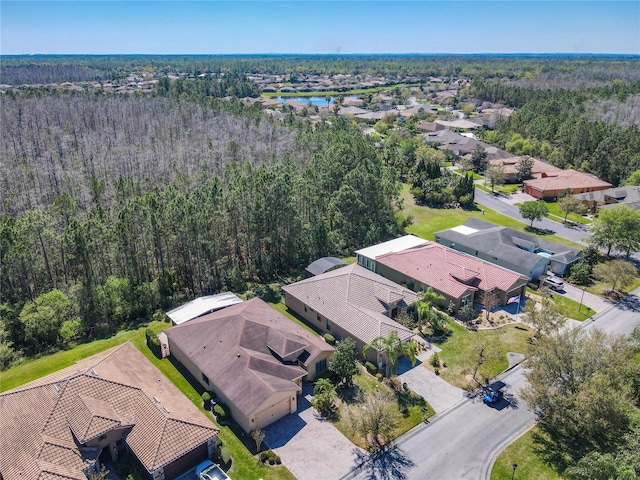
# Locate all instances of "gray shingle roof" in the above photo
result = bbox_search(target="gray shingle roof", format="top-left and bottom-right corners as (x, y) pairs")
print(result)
(282, 264), (417, 345)
(435, 219), (581, 270)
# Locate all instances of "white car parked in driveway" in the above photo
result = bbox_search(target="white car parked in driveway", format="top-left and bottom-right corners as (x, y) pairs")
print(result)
(542, 276), (564, 291)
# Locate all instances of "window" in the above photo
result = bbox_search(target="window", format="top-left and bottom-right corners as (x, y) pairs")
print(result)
(326, 319), (331, 331)
(315, 359), (327, 374)
(461, 294), (471, 306)
(317, 313), (321, 322)
(304, 306), (307, 312)
(202, 373), (209, 385)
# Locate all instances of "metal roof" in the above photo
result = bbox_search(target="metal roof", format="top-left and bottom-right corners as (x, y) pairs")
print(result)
(355, 235), (429, 261)
(166, 292), (243, 325)
(305, 257), (348, 276)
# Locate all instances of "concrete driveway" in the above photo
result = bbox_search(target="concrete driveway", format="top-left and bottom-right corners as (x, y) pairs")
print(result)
(398, 350), (466, 414)
(264, 382), (362, 480)
(557, 282), (611, 313)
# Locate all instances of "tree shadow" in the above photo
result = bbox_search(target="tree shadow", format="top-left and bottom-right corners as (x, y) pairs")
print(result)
(338, 383), (365, 405)
(351, 444), (416, 480)
(616, 293), (640, 312)
(525, 226), (555, 236)
(530, 430), (575, 474)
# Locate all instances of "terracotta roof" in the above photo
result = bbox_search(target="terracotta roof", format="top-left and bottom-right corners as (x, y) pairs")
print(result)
(524, 169), (611, 193)
(489, 156), (562, 178)
(282, 264), (417, 345)
(164, 298), (333, 419)
(0, 343), (218, 480)
(376, 243), (527, 299)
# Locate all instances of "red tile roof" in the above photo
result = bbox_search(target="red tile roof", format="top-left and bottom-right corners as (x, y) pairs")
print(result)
(0, 343), (218, 480)
(523, 169), (611, 193)
(376, 243), (527, 298)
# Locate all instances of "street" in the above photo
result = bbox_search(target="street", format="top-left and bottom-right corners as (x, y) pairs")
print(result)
(343, 288), (640, 480)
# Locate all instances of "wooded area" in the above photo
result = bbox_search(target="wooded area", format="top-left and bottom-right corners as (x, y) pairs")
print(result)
(0, 92), (403, 365)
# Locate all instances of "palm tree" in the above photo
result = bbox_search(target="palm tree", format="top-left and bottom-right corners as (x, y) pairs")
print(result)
(363, 330), (417, 377)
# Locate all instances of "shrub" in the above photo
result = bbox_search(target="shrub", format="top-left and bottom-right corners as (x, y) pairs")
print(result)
(365, 361), (377, 374)
(260, 450), (281, 465)
(434, 367), (440, 376)
(213, 402), (229, 423)
(459, 303), (477, 321)
(430, 352), (440, 368)
(323, 333), (336, 345)
(220, 446), (232, 466)
(145, 329), (161, 358)
(202, 392), (211, 409)
(376, 372), (383, 382)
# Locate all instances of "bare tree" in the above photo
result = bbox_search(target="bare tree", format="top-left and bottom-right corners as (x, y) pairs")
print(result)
(481, 289), (500, 321)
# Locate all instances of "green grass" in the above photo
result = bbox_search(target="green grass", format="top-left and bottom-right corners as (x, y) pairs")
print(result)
(400, 184), (582, 250)
(0, 321), (168, 392)
(1, 322), (296, 480)
(329, 366), (434, 449)
(585, 275), (640, 296)
(491, 429), (563, 480)
(435, 321), (533, 390)
(527, 289), (593, 321)
(544, 201), (591, 225)
(476, 182), (520, 195)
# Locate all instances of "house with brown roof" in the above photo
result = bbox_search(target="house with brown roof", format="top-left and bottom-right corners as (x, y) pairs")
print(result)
(489, 156), (563, 183)
(282, 264), (418, 367)
(163, 298), (333, 433)
(0, 343), (219, 480)
(523, 169), (612, 199)
(375, 243), (528, 311)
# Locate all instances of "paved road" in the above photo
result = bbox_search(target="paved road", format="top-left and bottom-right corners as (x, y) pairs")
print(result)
(343, 288), (640, 480)
(474, 188), (590, 245)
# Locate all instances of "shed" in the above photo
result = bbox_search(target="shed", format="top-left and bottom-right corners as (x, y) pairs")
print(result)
(305, 257), (348, 277)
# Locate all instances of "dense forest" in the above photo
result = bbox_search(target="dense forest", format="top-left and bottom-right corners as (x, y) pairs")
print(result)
(2, 54), (639, 84)
(473, 81), (640, 185)
(0, 92), (404, 366)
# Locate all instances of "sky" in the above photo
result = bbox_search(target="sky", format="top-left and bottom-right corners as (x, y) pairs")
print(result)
(1, 1), (639, 55)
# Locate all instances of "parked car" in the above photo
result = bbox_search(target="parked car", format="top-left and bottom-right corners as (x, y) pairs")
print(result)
(542, 276), (564, 291)
(195, 460), (230, 480)
(483, 381), (506, 405)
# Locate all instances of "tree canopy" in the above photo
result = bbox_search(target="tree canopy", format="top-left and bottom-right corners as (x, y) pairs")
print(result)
(519, 201), (549, 227)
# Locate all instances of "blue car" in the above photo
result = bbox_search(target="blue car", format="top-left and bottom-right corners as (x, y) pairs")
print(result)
(195, 460), (230, 480)
(483, 381), (506, 405)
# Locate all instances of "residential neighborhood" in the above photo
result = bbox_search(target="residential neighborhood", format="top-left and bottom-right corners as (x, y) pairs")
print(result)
(2, 53), (639, 480)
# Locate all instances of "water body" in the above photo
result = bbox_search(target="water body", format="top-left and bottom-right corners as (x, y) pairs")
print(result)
(276, 95), (357, 106)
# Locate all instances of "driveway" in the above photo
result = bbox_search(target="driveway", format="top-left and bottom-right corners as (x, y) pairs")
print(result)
(557, 282), (611, 313)
(398, 350), (466, 414)
(264, 382), (362, 480)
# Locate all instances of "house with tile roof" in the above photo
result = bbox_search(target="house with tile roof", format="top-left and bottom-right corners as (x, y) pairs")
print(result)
(434, 219), (581, 279)
(488, 156), (563, 183)
(523, 169), (612, 199)
(282, 263), (418, 367)
(163, 298), (334, 433)
(0, 342), (219, 480)
(375, 243), (528, 311)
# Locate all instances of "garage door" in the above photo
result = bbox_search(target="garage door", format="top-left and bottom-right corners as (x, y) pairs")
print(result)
(253, 396), (292, 430)
(163, 443), (208, 480)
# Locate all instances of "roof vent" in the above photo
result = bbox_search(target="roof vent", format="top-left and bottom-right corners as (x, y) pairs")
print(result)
(90, 369), (99, 376)
(153, 396), (160, 403)
(237, 353), (241, 358)
(162, 406), (170, 413)
(54, 384), (61, 392)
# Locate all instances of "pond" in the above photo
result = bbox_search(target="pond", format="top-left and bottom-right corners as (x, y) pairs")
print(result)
(275, 95), (357, 106)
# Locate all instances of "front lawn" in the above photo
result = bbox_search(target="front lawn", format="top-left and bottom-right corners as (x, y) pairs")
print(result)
(329, 366), (434, 449)
(526, 289), (593, 321)
(434, 321), (533, 390)
(544, 200), (591, 225)
(585, 275), (640, 297)
(491, 429), (562, 480)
